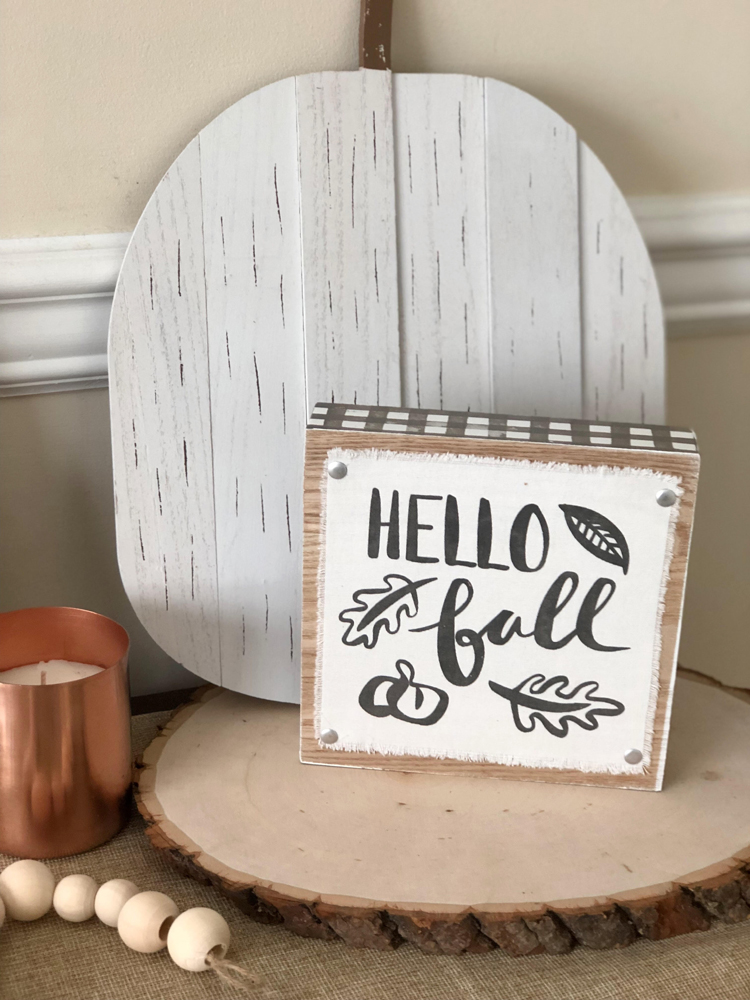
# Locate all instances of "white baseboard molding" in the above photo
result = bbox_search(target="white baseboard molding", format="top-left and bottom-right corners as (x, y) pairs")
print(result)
(1, 195), (748, 397)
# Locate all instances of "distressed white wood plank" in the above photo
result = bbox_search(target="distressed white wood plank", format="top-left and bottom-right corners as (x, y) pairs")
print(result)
(109, 71), (666, 704)
(109, 139), (221, 681)
(393, 74), (491, 411)
(485, 80), (583, 419)
(579, 143), (665, 424)
(296, 69), (401, 412)
(200, 79), (304, 702)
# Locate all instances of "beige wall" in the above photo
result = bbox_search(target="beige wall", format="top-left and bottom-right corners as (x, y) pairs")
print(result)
(1, 0), (749, 237)
(0, 390), (200, 694)
(668, 330), (750, 688)
(1, 0), (748, 693)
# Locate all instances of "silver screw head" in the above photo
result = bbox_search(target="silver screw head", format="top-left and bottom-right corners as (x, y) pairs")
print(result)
(320, 729), (339, 745)
(624, 748), (643, 765)
(327, 461), (348, 480)
(656, 489), (677, 507)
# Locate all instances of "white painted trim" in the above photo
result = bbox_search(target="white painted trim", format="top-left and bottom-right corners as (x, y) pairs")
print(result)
(0, 233), (131, 298)
(1, 197), (748, 396)
(0, 233), (130, 396)
(630, 194), (750, 340)
(628, 194), (750, 253)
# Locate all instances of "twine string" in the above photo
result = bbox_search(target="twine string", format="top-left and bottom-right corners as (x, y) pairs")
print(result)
(206, 950), (263, 993)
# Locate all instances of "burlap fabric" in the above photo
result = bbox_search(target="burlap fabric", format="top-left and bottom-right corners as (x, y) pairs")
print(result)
(1, 712), (749, 1000)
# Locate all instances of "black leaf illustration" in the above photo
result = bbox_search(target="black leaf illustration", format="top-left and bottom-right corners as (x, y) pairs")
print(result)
(359, 660), (449, 726)
(559, 504), (630, 574)
(489, 673), (625, 738)
(339, 574), (436, 649)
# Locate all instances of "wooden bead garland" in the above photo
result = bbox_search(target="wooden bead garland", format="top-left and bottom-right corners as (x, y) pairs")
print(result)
(167, 908), (260, 990)
(0, 860), (259, 990)
(94, 879), (139, 927)
(117, 891), (179, 953)
(0, 860), (55, 921)
(53, 874), (98, 922)
(167, 907), (230, 970)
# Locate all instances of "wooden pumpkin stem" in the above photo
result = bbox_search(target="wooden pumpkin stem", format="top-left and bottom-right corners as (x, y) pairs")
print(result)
(359, 0), (393, 70)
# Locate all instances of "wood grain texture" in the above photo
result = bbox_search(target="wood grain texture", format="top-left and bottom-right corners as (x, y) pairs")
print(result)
(296, 69), (401, 413)
(485, 80), (583, 418)
(579, 143), (665, 424)
(300, 428), (699, 789)
(393, 74), (491, 411)
(200, 79), (304, 701)
(110, 70), (667, 701)
(135, 671), (750, 954)
(109, 139), (221, 682)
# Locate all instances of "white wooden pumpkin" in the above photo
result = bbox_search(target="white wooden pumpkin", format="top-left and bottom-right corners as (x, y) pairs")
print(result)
(109, 1), (664, 703)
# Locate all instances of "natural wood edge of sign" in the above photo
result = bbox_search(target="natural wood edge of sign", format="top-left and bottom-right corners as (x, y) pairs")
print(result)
(134, 670), (750, 956)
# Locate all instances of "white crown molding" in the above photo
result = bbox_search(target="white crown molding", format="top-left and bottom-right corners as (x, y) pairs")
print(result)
(1, 196), (748, 397)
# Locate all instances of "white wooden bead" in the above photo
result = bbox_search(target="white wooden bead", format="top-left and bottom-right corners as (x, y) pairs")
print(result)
(53, 874), (98, 922)
(167, 907), (230, 972)
(94, 879), (139, 927)
(117, 891), (179, 953)
(0, 859), (55, 921)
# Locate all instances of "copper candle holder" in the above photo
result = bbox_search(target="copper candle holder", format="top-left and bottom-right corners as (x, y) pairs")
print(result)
(0, 607), (131, 858)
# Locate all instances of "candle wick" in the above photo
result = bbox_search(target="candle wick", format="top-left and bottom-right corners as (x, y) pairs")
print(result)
(40, 670), (47, 685)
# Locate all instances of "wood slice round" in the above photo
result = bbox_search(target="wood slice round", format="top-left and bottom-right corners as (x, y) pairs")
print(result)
(135, 669), (750, 955)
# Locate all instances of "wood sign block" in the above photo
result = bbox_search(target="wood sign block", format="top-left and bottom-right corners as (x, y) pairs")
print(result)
(301, 403), (699, 790)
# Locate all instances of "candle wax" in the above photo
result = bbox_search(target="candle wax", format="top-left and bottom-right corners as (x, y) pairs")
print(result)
(0, 660), (105, 685)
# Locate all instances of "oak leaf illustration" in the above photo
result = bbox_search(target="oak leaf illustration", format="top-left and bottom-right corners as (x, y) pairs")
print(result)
(559, 504), (630, 574)
(339, 574), (436, 649)
(489, 673), (625, 737)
